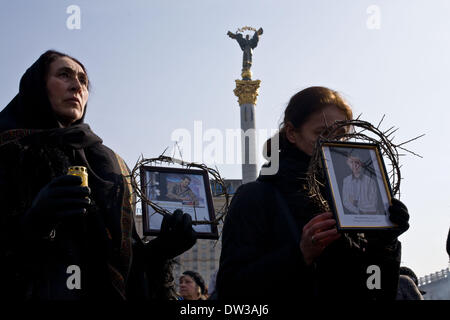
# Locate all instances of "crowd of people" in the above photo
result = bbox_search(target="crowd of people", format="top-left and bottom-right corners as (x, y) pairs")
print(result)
(0, 50), (448, 300)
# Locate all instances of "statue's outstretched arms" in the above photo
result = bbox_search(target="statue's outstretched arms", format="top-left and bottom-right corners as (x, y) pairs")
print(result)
(227, 31), (236, 39)
(249, 31), (260, 48)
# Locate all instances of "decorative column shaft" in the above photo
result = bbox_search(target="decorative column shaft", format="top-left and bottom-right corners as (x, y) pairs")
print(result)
(234, 79), (261, 184)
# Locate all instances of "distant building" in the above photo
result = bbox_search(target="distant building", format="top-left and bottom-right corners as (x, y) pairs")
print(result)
(134, 179), (243, 295)
(210, 179), (242, 197)
(419, 266), (450, 300)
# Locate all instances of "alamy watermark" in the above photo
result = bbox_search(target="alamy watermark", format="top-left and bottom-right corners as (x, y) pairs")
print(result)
(66, 5), (81, 30)
(170, 121), (279, 175)
(66, 265), (81, 290)
(366, 265), (381, 289)
(366, 5), (381, 30)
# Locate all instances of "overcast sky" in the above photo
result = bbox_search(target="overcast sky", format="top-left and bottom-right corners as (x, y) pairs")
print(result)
(1, 0), (449, 277)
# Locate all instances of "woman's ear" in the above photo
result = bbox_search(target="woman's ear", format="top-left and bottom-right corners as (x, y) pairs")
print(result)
(285, 122), (298, 144)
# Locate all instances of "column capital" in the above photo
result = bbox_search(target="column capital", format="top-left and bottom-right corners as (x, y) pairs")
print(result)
(234, 79), (261, 105)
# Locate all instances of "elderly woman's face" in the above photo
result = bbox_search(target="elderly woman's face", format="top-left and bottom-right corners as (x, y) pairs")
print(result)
(46, 57), (89, 127)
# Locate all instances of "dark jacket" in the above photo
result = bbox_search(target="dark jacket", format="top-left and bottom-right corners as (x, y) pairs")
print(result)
(216, 147), (401, 300)
(0, 51), (177, 300)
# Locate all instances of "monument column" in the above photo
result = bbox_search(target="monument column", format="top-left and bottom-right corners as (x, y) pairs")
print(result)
(228, 26), (263, 184)
(234, 71), (260, 184)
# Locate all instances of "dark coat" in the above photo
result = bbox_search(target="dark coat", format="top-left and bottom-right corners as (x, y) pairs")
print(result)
(0, 51), (177, 300)
(216, 147), (401, 300)
(0, 130), (178, 300)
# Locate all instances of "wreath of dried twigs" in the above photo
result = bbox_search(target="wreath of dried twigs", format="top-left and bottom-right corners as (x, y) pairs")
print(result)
(129, 154), (231, 226)
(307, 115), (424, 212)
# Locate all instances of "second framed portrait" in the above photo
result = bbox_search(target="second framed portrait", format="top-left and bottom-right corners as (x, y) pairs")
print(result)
(140, 166), (218, 239)
(321, 142), (396, 231)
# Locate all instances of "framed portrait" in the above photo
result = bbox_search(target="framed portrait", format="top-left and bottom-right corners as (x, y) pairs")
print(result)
(140, 166), (218, 239)
(321, 141), (396, 231)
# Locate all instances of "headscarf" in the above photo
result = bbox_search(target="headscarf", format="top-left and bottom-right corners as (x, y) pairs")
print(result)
(0, 50), (86, 132)
(0, 50), (133, 299)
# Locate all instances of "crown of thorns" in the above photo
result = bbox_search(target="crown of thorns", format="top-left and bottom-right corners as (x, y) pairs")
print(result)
(129, 154), (230, 226)
(307, 116), (423, 211)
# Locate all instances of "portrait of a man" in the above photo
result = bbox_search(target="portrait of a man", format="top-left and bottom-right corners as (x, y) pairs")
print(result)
(322, 141), (394, 229)
(342, 154), (379, 215)
(166, 175), (199, 205)
(141, 167), (218, 238)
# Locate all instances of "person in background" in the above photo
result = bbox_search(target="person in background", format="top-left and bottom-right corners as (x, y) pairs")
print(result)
(179, 270), (208, 300)
(396, 266), (424, 300)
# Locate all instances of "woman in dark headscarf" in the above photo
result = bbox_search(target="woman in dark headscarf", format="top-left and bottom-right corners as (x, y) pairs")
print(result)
(0, 50), (197, 300)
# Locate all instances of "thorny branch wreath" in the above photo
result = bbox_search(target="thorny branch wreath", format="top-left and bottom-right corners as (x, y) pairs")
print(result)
(128, 116), (423, 227)
(129, 154), (231, 226)
(307, 116), (424, 212)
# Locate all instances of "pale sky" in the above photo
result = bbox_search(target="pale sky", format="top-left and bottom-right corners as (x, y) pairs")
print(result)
(0, 0), (449, 277)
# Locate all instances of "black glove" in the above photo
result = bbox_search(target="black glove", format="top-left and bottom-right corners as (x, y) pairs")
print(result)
(21, 175), (91, 237)
(388, 198), (410, 234)
(366, 198), (410, 246)
(147, 210), (197, 260)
